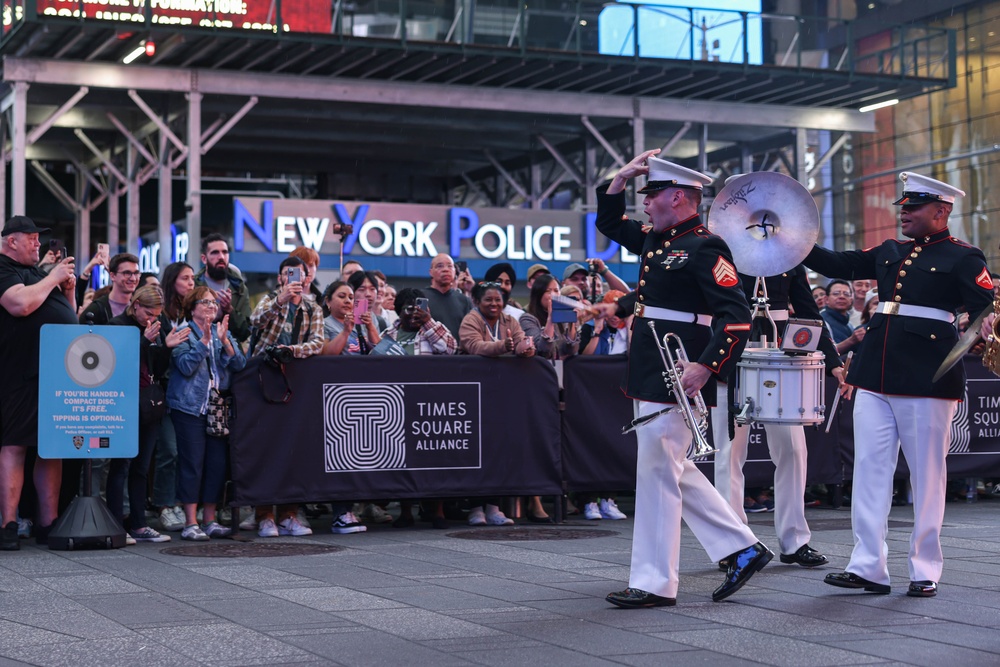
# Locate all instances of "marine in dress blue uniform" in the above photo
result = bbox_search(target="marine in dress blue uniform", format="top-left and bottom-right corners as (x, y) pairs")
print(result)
(712, 263), (844, 568)
(805, 171), (994, 598)
(597, 151), (773, 608)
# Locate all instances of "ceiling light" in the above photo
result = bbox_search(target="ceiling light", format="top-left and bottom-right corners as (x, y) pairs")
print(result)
(122, 45), (145, 64)
(859, 98), (899, 113)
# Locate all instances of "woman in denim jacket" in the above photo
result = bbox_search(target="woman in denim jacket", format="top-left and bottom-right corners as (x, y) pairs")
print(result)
(167, 286), (246, 541)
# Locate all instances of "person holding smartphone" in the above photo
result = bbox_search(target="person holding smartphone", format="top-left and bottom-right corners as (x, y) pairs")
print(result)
(519, 274), (579, 360)
(381, 288), (458, 356)
(247, 256), (325, 538)
(322, 281), (380, 356)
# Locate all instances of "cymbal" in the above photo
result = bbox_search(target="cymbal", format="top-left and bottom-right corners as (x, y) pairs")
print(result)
(708, 172), (819, 276)
(932, 305), (991, 382)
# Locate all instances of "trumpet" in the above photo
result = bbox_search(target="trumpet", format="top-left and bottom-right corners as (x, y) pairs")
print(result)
(622, 322), (716, 461)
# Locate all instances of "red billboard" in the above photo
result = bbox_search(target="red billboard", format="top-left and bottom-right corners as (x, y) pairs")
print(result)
(36, 0), (331, 34)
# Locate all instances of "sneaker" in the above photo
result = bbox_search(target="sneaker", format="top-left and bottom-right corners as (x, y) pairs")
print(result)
(181, 524), (209, 541)
(599, 498), (628, 520)
(239, 507), (258, 531)
(279, 516), (313, 536)
(331, 512), (367, 534)
(467, 507), (487, 526)
(129, 526), (171, 543)
(217, 507), (232, 524)
(125, 534), (137, 546)
(16, 517), (33, 538)
(257, 518), (279, 538)
(744, 497), (768, 513)
(583, 502), (603, 520)
(295, 508), (312, 529)
(203, 521), (232, 538)
(360, 503), (393, 524)
(758, 497), (775, 512)
(1, 522), (19, 551)
(159, 507), (184, 532)
(484, 504), (514, 526)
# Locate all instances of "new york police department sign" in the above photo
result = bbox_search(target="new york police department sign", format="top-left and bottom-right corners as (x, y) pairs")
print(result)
(323, 382), (482, 472)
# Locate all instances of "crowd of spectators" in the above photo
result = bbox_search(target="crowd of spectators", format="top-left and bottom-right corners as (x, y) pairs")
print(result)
(7, 215), (997, 551)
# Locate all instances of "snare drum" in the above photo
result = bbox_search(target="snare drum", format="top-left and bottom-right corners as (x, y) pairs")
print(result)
(735, 346), (826, 425)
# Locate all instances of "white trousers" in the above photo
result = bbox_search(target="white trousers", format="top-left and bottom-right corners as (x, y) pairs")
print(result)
(712, 383), (812, 555)
(629, 400), (758, 598)
(848, 390), (955, 585)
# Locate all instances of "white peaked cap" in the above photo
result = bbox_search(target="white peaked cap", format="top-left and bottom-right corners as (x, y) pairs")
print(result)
(894, 171), (965, 205)
(638, 156), (715, 193)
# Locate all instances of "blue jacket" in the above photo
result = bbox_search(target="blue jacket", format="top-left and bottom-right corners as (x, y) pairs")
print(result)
(166, 320), (246, 417)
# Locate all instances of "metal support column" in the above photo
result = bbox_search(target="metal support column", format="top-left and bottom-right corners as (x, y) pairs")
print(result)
(107, 187), (120, 252)
(158, 132), (172, 274)
(187, 91), (203, 265)
(11, 81), (29, 216)
(584, 138), (596, 208)
(632, 114), (644, 211)
(126, 143), (140, 255)
(0, 115), (7, 226)
(794, 127), (808, 184)
(76, 170), (91, 267)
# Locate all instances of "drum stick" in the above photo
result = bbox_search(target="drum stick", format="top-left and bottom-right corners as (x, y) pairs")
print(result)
(824, 351), (853, 434)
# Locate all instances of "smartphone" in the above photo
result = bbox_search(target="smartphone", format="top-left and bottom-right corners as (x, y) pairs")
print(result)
(353, 297), (369, 320)
(455, 261), (468, 274)
(551, 300), (578, 324)
(287, 266), (302, 284)
(96, 243), (109, 267)
(415, 297), (429, 313)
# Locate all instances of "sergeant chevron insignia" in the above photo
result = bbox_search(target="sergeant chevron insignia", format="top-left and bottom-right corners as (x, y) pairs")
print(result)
(712, 257), (739, 287)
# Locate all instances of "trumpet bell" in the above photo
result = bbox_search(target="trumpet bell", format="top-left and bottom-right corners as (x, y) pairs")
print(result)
(708, 172), (819, 276)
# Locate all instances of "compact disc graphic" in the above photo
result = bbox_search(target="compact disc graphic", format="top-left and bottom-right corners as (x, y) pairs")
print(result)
(65, 334), (116, 387)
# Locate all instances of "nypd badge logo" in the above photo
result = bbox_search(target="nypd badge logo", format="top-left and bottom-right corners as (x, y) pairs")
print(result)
(72, 435), (84, 450)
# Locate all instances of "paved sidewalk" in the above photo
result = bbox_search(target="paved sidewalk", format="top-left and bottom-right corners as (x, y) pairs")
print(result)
(2, 501), (1000, 666)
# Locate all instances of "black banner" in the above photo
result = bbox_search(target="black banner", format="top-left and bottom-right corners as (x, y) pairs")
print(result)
(230, 356), (562, 504)
(229, 354), (1000, 505)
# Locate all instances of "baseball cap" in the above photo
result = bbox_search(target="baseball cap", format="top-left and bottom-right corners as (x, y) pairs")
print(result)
(563, 263), (588, 281)
(527, 263), (550, 281)
(2, 215), (50, 237)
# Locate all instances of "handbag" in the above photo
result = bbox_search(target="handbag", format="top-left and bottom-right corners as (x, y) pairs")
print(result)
(205, 361), (232, 437)
(138, 382), (167, 423)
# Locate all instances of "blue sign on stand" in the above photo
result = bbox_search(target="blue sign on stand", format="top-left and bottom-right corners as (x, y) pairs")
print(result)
(38, 324), (139, 460)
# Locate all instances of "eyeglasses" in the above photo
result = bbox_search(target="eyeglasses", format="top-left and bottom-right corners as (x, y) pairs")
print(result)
(115, 270), (141, 278)
(194, 299), (219, 308)
(478, 281), (501, 289)
(828, 291), (852, 297)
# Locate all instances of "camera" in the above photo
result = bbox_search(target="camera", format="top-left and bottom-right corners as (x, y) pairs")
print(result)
(263, 344), (294, 367)
(588, 261), (599, 276)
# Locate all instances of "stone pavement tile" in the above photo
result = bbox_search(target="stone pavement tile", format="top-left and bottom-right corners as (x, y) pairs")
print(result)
(422, 635), (546, 652)
(434, 575), (588, 603)
(73, 592), (216, 628)
(335, 552), (478, 577)
(0, 551), (94, 576)
(879, 620), (1000, 652)
(0, 619), (76, 650)
(32, 574), (147, 596)
(438, 606), (563, 626)
(648, 627), (879, 666)
(278, 562), (427, 589)
(1, 636), (200, 667)
(820, 634), (1000, 666)
(135, 622), (313, 663)
(266, 586), (408, 612)
(491, 617), (695, 655)
(755, 593), (930, 628)
(0, 571), (50, 593)
(184, 563), (324, 588)
(522, 598), (720, 632)
(282, 628), (477, 666)
(0, 592), (89, 617)
(611, 650), (770, 666)
(7, 609), (134, 640)
(85, 557), (269, 597)
(880, 597), (1000, 627)
(334, 608), (502, 640)
(0, 656), (36, 666)
(428, 556), (604, 585)
(189, 593), (343, 628)
(570, 565), (632, 582)
(667, 600), (885, 638)
(450, 645), (623, 666)
(361, 584), (524, 611)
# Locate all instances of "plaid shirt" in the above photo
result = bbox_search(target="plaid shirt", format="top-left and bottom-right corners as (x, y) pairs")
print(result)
(384, 318), (458, 355)
(250, 292), (325, 359)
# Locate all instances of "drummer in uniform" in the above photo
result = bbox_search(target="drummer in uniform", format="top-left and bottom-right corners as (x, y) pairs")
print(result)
(596, 149), (773, 608)
(712, 174), (847, 571)
(805, 171), (994, 597)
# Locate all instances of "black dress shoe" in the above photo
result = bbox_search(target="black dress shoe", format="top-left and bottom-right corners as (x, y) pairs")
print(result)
(823, 571), (890, 594)
(528, 514), (555, 524)
(779, 544), (829, 568)
(712, 542), (773, 602)
(606, 587), (676, 608)
(907, 580), (937, 597)
(0, 522), (19, 551)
